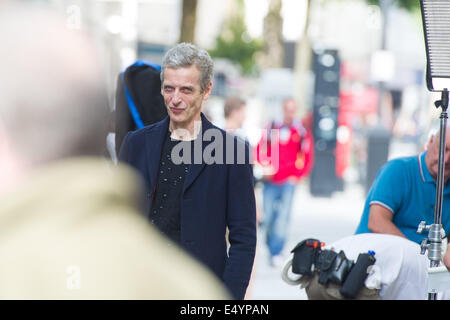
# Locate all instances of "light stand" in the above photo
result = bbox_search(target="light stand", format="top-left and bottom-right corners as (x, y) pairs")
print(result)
(416, 0), (450, 301)
(417, 88), (448, 300)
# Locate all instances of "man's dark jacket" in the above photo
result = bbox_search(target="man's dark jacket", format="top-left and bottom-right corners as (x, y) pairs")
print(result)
(118, 113), (257, 299)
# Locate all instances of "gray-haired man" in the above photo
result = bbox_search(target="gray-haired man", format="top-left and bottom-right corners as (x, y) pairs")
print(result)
(119, 43), (257, 299)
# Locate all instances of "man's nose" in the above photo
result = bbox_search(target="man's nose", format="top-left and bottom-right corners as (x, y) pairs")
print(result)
(171, 90), (182, 104)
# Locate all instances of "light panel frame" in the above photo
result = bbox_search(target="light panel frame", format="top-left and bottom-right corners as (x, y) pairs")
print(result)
(421, 0), (450, 92)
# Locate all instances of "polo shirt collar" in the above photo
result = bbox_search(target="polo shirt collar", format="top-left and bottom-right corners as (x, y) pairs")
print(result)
(419, 151), (434, 183)
(419, 151), (450, 195)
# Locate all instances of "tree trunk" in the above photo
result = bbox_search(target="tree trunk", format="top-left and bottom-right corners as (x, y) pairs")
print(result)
(294, 0), (313, 112)
(179, 0), (198, 44)
(261, 0), (284, 69)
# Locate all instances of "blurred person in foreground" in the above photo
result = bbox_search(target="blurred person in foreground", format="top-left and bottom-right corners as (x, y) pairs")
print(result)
(0, 2), (228, 299)
(355, 124), (450, 251)
(119, 43), (257, 299)
(256, 98), (314, 267)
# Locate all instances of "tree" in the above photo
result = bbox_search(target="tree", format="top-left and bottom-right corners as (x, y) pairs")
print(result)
(179, 0), (198, 44)
(367, 0), (419, 12)
(209, 0), (262, 75)
(261, 0), (284, 69)
(293, 0), (312, 112)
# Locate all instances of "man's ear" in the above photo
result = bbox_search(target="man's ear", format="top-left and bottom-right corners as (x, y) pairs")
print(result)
(426, 134), (435, 150)
(202, 82), (212, 101)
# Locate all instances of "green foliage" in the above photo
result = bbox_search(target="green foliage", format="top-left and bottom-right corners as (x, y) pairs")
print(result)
(366, 0), (420, 12)
(209, 6), (263, 75)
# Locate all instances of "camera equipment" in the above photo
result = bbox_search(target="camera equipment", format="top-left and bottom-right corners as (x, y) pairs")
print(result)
(339, 251), (376, 299)
(287, 238), (373, 298)
(315, 250), (354, 286)
(291, 238), (323, 276)
(417, 0), (450, 300)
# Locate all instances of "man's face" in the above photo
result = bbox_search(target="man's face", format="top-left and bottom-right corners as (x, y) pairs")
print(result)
(283, 99), (296, 125)
(161, 65), (211, 130)
(234, 106), (247, 128)
(427, 129), (450, 182)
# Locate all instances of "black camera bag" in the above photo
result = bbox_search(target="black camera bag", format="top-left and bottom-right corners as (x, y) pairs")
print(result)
(290, 238), (322, 276)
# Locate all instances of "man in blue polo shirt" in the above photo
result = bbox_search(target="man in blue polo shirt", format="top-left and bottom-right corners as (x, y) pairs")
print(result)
(355, 126), (450, 244)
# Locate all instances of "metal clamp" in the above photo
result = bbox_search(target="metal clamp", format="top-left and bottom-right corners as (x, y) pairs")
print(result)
(417, 221), (444, 267)
(417, 221), (431, 234)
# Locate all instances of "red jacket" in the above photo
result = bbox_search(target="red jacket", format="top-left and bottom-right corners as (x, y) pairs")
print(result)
(256, 120), (314, 184)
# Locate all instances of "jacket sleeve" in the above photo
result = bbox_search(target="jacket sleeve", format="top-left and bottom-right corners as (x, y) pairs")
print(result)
(118, 131), (133, 164)
(223, 138), (257, 299)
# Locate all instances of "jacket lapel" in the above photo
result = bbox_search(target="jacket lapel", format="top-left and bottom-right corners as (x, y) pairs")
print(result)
(146, 116), (170, 191)
(183, 113), (212, 193)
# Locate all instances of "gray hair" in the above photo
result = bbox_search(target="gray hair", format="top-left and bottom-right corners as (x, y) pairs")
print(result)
(161, 42), (214, 92)
(0, 3), (109, 165)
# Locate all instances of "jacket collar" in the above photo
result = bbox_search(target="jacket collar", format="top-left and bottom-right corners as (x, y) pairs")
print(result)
(183, 113), (214, 192)
(145, 116), (169, 193)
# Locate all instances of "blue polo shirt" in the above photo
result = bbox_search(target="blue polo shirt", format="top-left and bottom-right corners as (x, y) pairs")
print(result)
(355, 152), (450, 244)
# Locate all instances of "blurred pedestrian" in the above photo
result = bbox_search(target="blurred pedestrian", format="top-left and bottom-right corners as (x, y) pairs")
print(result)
(256, 98), (314, 267)
(224, 96), (247, 137)
(0, 3), (229, 299)
(223, 96), (252, 228)
(223, 96), (262, 222)
(222, 96), (262, 299)
(119, 43), (257, 299)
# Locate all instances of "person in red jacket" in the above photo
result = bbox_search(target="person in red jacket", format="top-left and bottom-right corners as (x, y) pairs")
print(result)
(256, 98), (314, 266)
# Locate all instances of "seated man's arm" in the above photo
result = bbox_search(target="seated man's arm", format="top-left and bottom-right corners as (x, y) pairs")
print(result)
(368, 203), (406, 238)
(444, 237), (450, 271)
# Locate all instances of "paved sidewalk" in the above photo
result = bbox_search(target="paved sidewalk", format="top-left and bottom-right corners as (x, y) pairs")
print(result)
(248, 180), (366, 300)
